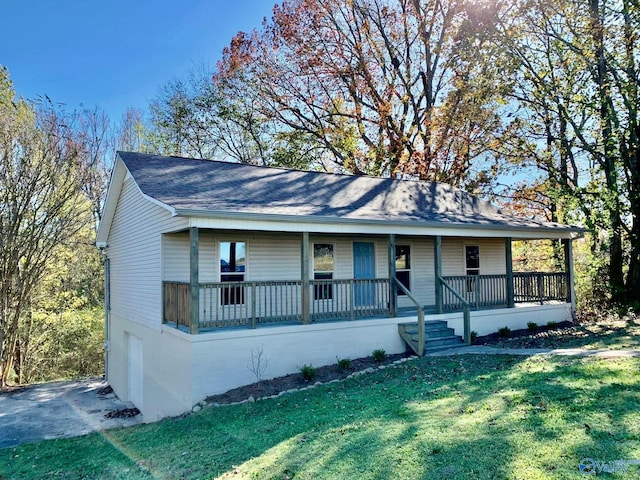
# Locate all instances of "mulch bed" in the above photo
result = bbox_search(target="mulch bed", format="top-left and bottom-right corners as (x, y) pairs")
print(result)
(475, 321), (578, 348)
(206, 352), (412, 405)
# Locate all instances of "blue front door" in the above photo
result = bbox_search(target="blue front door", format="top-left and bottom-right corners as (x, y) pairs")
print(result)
(353, 242), (375, 307)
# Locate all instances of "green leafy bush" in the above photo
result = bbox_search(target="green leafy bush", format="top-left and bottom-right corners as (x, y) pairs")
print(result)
(470, 331), (478, 343)
(527, 322), (539, 332)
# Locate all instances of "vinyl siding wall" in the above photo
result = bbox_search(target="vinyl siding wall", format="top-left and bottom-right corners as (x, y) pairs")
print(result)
(108, 175), (187, 329)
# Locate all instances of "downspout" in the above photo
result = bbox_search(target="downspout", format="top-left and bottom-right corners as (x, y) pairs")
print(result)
(101, 249), (111, 382)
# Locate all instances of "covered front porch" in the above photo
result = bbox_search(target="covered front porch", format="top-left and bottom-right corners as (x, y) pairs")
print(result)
(162, 229), (575, 354)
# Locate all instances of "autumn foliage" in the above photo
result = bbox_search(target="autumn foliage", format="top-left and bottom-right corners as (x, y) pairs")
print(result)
(215, 0), (505, 187)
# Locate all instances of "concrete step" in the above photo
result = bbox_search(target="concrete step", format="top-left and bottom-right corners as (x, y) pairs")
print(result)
(398, 321), (466, 355)
(425, 342), (468, 353)
(425, 335), (466, 348)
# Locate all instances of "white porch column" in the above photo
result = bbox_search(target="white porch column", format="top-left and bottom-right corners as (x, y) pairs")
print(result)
(189, 227), (199, 335)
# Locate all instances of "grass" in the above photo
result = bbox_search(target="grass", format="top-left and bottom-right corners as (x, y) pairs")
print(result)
(1, 354), (639, 479)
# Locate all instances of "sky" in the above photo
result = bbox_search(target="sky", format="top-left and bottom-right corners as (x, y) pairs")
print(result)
(0, 0), (276, 122)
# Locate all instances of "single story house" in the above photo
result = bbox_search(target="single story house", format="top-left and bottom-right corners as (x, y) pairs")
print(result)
(96, 151), (584, 421)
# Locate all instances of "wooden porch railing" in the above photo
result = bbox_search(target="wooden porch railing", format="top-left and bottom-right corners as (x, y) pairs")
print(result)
(310, 278), (390, 320)
(442, 272), (568, 311)
(513, 272), (568, 304)
(162, 278), (391, 331)
(163, 281), (191, 329)
(163, 272), (568, 333)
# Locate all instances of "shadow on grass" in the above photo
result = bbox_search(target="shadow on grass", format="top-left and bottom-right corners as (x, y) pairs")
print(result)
(1, 355), (638, 479)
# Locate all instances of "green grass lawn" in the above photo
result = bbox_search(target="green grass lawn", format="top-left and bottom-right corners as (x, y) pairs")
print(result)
(1, 354), (639, 479)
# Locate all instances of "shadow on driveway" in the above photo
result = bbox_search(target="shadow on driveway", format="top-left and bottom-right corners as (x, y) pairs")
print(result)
(0, 378), (143, 449)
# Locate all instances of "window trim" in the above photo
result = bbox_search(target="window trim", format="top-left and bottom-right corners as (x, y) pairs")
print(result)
(395, 244), (411, 296)
(464, 244), (480, 276)
(313, 242), (335, 300)
(464, 244), (480, 294)
(219, 240), (247, 305)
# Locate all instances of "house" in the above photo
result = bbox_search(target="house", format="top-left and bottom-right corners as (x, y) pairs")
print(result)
(96, 152), (584, 421)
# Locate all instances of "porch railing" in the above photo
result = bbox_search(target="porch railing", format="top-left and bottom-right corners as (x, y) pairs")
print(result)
(310, 278), (390, 320)
(513, 272), (568, 304)
(163, 278), (391, 331)
(442, 272), (568, 311)
(163, 272), (568, 332)
(199, 280), (303, 329)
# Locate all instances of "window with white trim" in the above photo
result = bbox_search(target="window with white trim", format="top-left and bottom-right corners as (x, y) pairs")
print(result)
(313, 243), (334, 300)
(220, 241), (246, 305)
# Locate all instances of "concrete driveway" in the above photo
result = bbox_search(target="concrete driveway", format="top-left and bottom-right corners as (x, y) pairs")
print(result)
(0, 378), (143, 449)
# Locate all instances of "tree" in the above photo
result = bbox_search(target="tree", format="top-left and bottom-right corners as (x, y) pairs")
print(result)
(494, 0), (640, 303)
(0, 67), (91, 385)
(215, 0), (507, 185)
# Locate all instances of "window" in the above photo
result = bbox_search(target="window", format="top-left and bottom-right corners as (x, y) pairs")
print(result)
(395, 245), (411, 295)
(465, 245), (480, 293)
(313, 243), (334, 300)
(465, 245), (480, 275)
(220, 241), (246, 305)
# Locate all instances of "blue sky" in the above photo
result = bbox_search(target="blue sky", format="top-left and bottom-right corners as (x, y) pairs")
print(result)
(1, 0), (275, 121)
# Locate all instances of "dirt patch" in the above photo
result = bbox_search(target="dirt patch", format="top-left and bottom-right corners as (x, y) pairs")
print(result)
(206, 352), (411, 405)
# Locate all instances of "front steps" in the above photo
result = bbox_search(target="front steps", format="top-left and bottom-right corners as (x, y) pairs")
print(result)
(398, 321), (466, 355)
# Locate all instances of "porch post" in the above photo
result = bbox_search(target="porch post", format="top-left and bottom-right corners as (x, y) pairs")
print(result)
(388, 234), (397, 317)
(189, 227), (200, 335)
(563, 238), (576, 319)
(505, 237), (515, 308)
(434, 235), (443, 314)
(301, 232), (310, 324)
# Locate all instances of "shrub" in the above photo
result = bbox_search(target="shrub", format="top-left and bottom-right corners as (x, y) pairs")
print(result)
(547, 321), (558, 329)
(498, 326), (511, 338)
(299, 364), (316, 382)
(527, 322), (539, 332)
(336, 357), (351, 371)
(372, 348), (387, 363)
(470, 331), (478, 343)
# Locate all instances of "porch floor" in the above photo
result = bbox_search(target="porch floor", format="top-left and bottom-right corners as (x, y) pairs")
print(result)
(164, 301), (567, 334)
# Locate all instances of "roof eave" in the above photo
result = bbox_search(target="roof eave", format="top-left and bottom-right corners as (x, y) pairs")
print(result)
(173, 208), (585, 237)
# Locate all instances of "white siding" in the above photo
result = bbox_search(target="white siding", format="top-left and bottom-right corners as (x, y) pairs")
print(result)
(442, 237), (507, 276)
(163, 232), (189, 282)
(397, 236), (435, 307)
(248, 233), (301, 281)
(108, 176), (187, 329)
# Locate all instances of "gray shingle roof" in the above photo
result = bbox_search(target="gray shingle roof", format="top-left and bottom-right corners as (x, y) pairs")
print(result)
(117, 151), (578, 232)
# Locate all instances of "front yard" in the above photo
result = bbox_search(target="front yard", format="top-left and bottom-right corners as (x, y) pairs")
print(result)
(1, 350), (639, 479)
